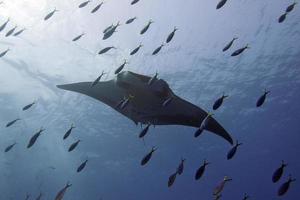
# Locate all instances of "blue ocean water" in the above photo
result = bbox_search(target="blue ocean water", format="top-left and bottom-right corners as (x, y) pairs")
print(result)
(0, 0), (299, 199)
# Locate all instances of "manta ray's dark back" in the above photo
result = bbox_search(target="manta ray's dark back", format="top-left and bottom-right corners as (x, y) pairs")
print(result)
(57, 71), (233, 145)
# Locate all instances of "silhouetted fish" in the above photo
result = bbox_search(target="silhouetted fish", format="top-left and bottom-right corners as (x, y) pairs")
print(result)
(152, 44), (164, 55)
(216, 0), (228, 9)
(243, 194), (250, 200)
(55, 182), (72, 200)
(103, 24), (113, 34)
(177, 159), (185, 175)
(278, 13), (287, 23)
(168, 172), (177, 187)
(139, 124), (151, 139)
(27, 128), (45, 149)
(231, 44), (249, 56)
(5, 25), (17, 37)
(141, 147), (156, 166)
(214, 194), (222, 200)
(162, 96), (173, 107)
(77, 159), (88, 173)
(103, 22), (120, 40)
(194, 113), (213, 137)
(72, 33), (85, 42)
(115, 99), (125, 109)
(0, 18), (9, 32)
(98, 46), (116, 54)
(166, 27), (178, 43)
(4, 142), (17, 153)
(286, 2), (297, 13)
(23, 102), (35, 111)
(63, 124), (75, 140)
(91, 2), (104, 13)
(79, 0), (90, 8)
(35, 193), (42, 200)
(223, 37), (237, 52)
(140, 20), (153, 35)
(131, 0), (140, 5)
(148, 72), (158, 85)
(213, 176), (232, 196)
(272, 160), (287, 183)
(130, 44), (142, 55)
(227, 140), (242, 160)
(120, 95), (134, 109)
(213, 94), (228, 110)
(13, 28), (26, 36)
(91, 71), (106, 87)
(126, 17), (137, 24)
(256, 90), (270, 107)
(6, 118), (20, 127)
(0, 48), (10, 58)
(68, 140), (81, 152)
(195, 160), (210, 180)
(25, 193), (30, 200)
(114, 60), (128, 74)
(44, 8), (58, 21)
(278, 175), (296, 196)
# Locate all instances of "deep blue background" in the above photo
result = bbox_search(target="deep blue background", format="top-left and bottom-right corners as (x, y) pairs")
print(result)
(0, 0), (299, 199)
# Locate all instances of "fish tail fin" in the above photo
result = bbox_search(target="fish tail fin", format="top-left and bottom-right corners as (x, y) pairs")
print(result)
(265, 89), (271, 94)
(207, 112), (214, 117)
(204, 159), (210, 165)
(236, 140), (243, 146)
(226, 178), (233, 182)
(222, 92), (229, 98)
(66, 181), (72, 187)
(282, 160), (287, 167)
(288, 175), (296, 182)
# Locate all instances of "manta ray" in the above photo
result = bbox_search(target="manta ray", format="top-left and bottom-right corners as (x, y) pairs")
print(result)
(57, 71), (233, 145)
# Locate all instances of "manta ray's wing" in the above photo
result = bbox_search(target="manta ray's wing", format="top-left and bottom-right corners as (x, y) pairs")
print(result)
(57, 81), (141, 124)
(140, 94), (233, 145)
(57, 81), (121, 106)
